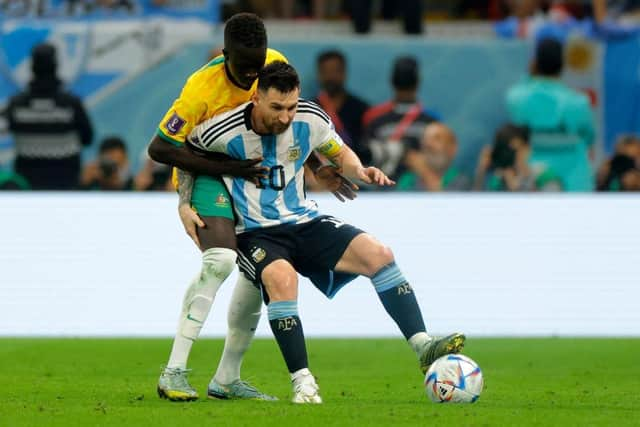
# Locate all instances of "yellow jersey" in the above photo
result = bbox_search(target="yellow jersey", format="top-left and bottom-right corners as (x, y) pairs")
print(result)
(157, 48), (288, 146)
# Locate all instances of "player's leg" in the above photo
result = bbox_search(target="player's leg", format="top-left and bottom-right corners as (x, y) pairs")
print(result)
(207, 272), (277, 400)
(159, 177), (237, 401)
(261, 259), (321, 404)
(164, 216), (237, 364)
(334, 232), (465, 373)
(235, 230), (321, 404)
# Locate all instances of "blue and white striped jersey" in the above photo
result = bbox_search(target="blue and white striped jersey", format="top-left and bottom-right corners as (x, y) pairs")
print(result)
(188, 99), (344, 234)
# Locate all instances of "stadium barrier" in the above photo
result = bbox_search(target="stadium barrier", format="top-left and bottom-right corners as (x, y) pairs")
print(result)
(1, 193), (638, 337)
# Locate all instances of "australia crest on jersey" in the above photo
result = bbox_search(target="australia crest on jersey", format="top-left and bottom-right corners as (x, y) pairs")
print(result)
(215, 193), (230, 208)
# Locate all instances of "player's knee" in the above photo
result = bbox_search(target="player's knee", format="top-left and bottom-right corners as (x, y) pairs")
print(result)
(201, 247), (237, 283)
(261, 261), (298, 300)
(366, 244), (395, 276)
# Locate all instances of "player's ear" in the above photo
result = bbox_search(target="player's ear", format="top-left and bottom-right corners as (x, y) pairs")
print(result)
(251, 90), (260, 105)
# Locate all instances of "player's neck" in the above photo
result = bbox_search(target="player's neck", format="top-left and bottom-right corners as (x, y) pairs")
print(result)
(332, 92), (346, 109)
(394, 90), (417, 104)
(250, 111), (269, 135)
(224, 62), (252, 91)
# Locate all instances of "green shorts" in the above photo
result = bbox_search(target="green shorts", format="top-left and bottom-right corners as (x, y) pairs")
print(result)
(190, 176), (234, 220)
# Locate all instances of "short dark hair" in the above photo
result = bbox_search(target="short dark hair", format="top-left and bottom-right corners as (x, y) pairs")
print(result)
(258, 61), (300, 93)
(31, 43), (57, 77)
(535, 38), (563, 76)
(317, 50), (346, 69)
(224, 13), (267, 49)
(495, 123), (530, 146)
(99, 136), (127, 154)
(392, 56), (418, 90)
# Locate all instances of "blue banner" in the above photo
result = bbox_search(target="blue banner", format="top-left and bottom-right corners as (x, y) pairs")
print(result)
(604, 34), (640, 153)
(1, 0), (219, 22)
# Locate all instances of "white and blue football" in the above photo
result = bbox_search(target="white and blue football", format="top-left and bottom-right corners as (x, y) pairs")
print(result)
(424, 354), (483, 403)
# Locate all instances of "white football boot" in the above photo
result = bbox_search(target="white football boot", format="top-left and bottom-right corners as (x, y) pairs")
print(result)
(291, 368), (322, 404)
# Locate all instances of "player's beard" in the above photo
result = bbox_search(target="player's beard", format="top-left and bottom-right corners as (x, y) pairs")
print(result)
(269, 121), (291, 135)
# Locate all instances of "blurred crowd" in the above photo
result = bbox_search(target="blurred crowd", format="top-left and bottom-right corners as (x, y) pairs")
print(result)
(5, 1), (640, 29)
(225, 1), (640, 34)
(1, 39), (638, 193)
(0, 0), (138, 17)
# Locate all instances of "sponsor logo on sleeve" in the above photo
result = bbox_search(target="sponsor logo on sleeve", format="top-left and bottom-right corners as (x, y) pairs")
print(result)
(165, 112), (186, 135)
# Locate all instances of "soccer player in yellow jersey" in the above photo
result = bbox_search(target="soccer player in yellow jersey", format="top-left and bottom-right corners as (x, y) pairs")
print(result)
(149, 13), (355, 402)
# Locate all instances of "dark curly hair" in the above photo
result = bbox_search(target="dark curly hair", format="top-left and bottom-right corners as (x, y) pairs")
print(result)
(224, 13), (267, 49)
(257, 61), (300, 93)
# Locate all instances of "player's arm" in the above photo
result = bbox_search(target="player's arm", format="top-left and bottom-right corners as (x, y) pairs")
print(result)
(304, 153), (358, 202)
(149, 80), (266, 180)
(176, 168), (205, 249)
(148, 134), (266, 180)
(315, 133), (395, 187)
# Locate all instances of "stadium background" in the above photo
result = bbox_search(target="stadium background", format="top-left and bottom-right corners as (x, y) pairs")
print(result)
(1, 2), (640, 425)
(1, 1), (639, 338)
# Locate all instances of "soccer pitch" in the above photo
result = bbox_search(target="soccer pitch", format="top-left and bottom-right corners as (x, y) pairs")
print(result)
(1, 338), (638, 426)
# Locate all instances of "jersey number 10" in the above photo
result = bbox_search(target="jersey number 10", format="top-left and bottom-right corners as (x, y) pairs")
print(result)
(256, 165), (286, 190)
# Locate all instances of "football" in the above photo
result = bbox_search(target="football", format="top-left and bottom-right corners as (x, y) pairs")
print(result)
(424, 354), (483, 403)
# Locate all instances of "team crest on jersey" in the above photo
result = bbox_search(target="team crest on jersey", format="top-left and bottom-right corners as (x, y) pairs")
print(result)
(165, 112), (186, 135)
(287, 145), (301, 161)
(251, 247), (266, 263)
(215, 193), (230, 208)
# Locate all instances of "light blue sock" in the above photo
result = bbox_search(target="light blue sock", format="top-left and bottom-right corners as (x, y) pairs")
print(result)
(372, 262), (427, 339)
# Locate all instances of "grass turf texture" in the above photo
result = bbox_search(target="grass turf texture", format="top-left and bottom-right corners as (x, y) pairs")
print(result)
(1, 338), (638, 426)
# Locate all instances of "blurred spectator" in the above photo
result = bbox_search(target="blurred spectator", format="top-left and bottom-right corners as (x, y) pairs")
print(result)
(0, 0), (46, 17)
(134, 151), (173, 191)
(238, 0), (335, 19)
(475, 123), (563, 191)
(80, 137), (133, 191)
(66, 0), (136, 15)
(314, 50), (369, 155)
(506, 37), (595, 191)
(595, 0), (640, 19)
(0, 171), (29, 190)
(361, 56), (439, 183)
(597, 134), (640, 190)
(397, 123), (470, 191)
(347, 0), (423, 34)
(6, 43), (93, 190)
(0, 104), (13, 170)
(495, 0), (640, 39)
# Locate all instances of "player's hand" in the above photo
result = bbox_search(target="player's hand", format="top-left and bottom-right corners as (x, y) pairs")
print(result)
(314, 165), (359, 202)
(356, 166), (395, 187)
(179, 204), (205, 249)
(224, 157), (269, 185)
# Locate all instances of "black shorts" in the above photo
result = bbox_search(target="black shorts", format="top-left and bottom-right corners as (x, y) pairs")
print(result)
(236, 215), (364, 301)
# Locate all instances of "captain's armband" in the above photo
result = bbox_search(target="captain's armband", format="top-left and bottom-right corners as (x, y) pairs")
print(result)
(315, 138), (342, 158)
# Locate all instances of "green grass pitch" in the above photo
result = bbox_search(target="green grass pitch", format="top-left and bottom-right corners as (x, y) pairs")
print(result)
(1, 338), (638, 426)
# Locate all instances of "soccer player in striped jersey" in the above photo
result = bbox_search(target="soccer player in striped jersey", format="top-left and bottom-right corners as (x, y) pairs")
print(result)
(148, 13), (355, 402)
(186, 61), (466, 404)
